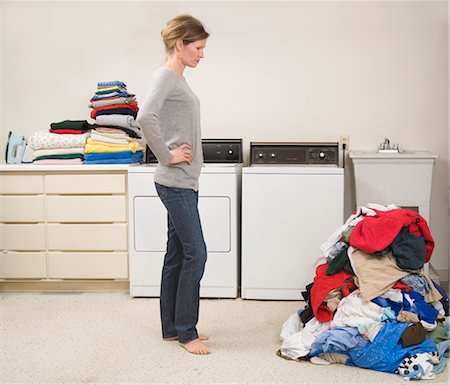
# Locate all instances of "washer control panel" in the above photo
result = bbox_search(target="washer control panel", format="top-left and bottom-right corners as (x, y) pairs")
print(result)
(250, 142), (339, 165)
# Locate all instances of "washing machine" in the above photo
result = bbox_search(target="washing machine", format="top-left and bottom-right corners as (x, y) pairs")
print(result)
(128, 139), (242, 298)
(241, 142), (344, 300)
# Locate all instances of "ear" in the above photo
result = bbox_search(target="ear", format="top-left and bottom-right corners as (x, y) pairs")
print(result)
(175, 39), (184, 52)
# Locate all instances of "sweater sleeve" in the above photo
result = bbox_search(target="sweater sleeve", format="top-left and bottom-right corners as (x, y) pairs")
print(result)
(136, 69), (174, 166)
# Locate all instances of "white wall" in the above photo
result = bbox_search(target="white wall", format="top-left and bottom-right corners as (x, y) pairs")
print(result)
(1, 0), (448, 276)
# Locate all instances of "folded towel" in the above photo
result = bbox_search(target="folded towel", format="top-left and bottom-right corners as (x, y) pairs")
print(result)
(93, 125), (141, 139)
(33, 147), (85, 157)
(84, 138), (145, 154)
(84, 151), (144, 163)
(90, 132), (129, 145)
(84, 151), (139, 161)
(29, 131), (90, 150)
(34, 154), (84, 161)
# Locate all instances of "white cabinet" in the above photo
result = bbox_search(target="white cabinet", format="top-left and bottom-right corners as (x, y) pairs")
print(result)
(0, 169), (128, 283)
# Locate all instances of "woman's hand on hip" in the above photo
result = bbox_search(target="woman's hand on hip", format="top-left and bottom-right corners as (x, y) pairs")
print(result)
(169, 143), (193, 165)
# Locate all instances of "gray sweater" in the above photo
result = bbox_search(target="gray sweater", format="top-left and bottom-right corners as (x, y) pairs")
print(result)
(137, 66), (203, 191)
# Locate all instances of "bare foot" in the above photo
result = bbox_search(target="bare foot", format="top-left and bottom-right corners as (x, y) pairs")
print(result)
(180, 338), (211, 355)
(163, 333), (209, 341)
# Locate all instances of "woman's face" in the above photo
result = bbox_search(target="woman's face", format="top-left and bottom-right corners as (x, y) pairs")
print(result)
(180, 39), (207, 68)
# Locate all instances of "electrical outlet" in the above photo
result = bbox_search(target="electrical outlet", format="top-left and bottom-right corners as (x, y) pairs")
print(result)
(340, 135), (349, 147)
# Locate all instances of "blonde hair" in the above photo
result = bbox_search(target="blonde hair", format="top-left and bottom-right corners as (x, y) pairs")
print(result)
(161, 14), (209, 54)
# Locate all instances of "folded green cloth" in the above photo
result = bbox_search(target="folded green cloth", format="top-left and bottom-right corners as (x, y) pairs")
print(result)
(34, 153), (84, 161)
(50, 120), (91, 131)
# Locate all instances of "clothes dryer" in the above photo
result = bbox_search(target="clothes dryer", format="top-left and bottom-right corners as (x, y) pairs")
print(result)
(241, 142), (344, 300)
(128, 139), (242, 298)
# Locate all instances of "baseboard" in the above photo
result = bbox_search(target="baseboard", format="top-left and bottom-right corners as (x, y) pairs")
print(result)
(435, 268), (449, 292)
(0, 280), (129, 293)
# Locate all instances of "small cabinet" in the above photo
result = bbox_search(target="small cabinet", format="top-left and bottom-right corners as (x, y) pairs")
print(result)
(0, 170), (128, 283)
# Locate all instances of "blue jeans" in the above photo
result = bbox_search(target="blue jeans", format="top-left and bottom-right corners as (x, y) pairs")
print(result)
(155, 182), (207, 344)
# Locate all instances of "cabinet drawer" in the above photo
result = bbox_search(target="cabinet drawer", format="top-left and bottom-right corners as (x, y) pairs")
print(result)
(46, 174), (126, 194)
(47, 196), (126, 222)
(48, 252), (128, 279)
(0, 174), (44, 194)
(0, 196), (45, 222)
(47, 223), (127, 250)
(0, 224), (46, 250)
(0, 251), (46, 278)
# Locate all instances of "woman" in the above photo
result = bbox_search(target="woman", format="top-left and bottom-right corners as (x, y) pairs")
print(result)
(136, 15), (210, 355)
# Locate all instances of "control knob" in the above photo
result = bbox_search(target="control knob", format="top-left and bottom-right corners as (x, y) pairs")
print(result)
(319, 151), (326, 159)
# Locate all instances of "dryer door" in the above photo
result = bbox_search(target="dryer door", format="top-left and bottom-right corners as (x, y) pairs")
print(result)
(199, 196), (230, 252)
(133, 196), (166, 252)
(134, 195), (230, 252)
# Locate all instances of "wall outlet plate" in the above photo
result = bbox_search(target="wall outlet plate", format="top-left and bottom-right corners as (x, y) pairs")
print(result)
(340, 135), (349, 146)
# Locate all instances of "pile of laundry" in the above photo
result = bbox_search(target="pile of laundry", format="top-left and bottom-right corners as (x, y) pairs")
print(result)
(86, 80), (145, 164)
(278, 204), (449, 381)
(28, 120), (92, 164)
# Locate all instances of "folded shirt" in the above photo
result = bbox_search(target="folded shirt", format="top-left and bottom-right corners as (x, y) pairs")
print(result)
(95, 86), (127, 95)
(49, 129), (88, 135)
(91, 103), (138, 119)
(97, 80), (127, 88)
(50, 120), (92, 131)
(95, 114), (140, 132)
(94, 108), (137, 119)
(91, 91), (134, 100)
(88, 96), (136, 109)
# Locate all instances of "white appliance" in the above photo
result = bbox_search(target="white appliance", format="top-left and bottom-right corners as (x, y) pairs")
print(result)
(128, 140), (242, 298)
(241, 142), (344, 300)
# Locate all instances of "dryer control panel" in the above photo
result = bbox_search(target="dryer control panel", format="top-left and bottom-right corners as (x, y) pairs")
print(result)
(146, 138), (243, 163)
(250, 142), (339, 165)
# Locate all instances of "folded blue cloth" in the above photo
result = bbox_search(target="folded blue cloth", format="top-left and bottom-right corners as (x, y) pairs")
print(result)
(91, 91), (134, 100)
(84, 151), (143, 161)
(95, 108), (137, 119)
(97, 80), (127, 88)
(84, 151), (143, 164)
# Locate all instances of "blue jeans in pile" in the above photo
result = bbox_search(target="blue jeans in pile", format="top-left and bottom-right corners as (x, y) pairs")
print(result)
(155, 182), (207, 344)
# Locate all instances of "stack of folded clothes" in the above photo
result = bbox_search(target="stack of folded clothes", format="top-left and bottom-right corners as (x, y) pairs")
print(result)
(28, 120), (92, 164)
(86, 80), (145, 164)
